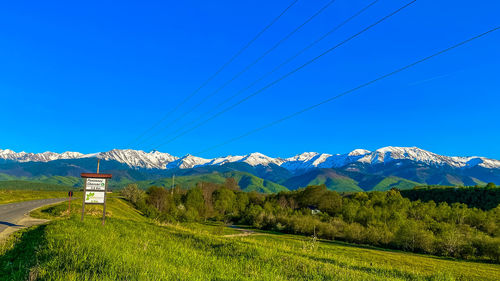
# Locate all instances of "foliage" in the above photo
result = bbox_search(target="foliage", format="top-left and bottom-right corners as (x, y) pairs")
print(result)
(120, 183), (145, 204)
(134, 181), (500, 263)
(400, 184), (500, 210)
(2, 198), (500, 280)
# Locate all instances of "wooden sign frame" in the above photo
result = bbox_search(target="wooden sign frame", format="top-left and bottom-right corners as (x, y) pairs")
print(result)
(81, 173), (112, 225)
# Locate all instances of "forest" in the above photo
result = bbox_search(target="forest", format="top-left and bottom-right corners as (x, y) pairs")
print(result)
(121, 180), (500, 262)
(400, 183), (500, 210)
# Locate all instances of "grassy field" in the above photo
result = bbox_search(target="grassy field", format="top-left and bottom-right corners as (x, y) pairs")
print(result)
(0, 179), (78, 204)
(1, 198), (500, 280)
(0, 180), (76, 191)
(0, 190), (71, 204)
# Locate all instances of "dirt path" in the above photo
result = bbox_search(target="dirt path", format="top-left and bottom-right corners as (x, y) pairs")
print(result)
(223, 227), (260, 237)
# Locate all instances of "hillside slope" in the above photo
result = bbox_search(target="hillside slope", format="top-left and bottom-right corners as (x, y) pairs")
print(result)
(1, 199), (498, 280)
(135, 171), (288, 193)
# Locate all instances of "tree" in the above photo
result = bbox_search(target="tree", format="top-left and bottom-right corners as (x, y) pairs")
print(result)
(224, 178), (240, 191)
(121, 183), (144, 204)
(184, 187), (205, 220)
(146, 186), (169, 212)
(236, 192), (249, 214)
(486, 182), (497, 189)
(213, 188), (236, 219)
(318, 191), (342, 216)
(393, 221), (435, 253)
(199, 182), (218, 219)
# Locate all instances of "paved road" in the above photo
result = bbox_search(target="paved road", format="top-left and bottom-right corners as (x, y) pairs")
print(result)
(0, 198), (67, 234)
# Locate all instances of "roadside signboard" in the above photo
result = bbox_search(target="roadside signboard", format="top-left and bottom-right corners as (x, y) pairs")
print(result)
(85, 178), (106, 191)
(81, 172), (112, 225)
(85, 191), (105, 204)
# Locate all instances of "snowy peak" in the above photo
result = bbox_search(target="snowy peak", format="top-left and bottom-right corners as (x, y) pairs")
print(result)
(166, 154), (211, 169)
(355, 146), (500, 169)
(0, 149), (84, 162)
(239, 152), (284, 166)
(165, 152), (284, 169)
(282, 152), (332, 171)
(98, 149), (178, 169)
(0, 148), (178, 170)
(0, 147), (499, 171)
(348, 149), (371, 156)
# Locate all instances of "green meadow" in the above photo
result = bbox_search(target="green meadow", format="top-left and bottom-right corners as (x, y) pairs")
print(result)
(1, 198), (499, 280)
(0, 190), (70, 204)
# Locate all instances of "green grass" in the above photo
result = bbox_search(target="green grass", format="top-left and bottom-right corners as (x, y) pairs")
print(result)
(0, 190), (70, 204)
(1, 198), (500, 280)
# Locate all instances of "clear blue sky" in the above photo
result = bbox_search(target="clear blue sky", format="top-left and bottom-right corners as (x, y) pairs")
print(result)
(0, 0), (499, 159)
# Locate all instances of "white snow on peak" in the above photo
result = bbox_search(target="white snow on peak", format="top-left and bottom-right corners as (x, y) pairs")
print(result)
(0, 149), (84, 162)
(239, 152), (284, 166)
(282, 152), (333, 170)
(166, 152), (284, 169)
(0, 146), (499, 170)
(353, 146), (500, 169)
(348, 149), (371, 156)
(97, 149), (178, 169)
(166, 154), (211, 169)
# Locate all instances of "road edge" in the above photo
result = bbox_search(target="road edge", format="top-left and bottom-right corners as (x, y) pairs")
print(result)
(0, 199), (66, 241)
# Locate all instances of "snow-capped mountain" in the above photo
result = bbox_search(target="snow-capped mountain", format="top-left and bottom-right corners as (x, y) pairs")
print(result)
(281, 149), (372, 171)
(166, 152), (284, 169)
(0, 149), (84, 162)
(97, 149), (178, 170)
(166, 154), (211, 169)
(1, 147), (499, 171)
(354, 146), (500, 169)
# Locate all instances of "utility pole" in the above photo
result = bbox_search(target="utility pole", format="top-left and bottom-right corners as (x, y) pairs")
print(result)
(97, 159), (100, 174)
(171, 174), (175, 195)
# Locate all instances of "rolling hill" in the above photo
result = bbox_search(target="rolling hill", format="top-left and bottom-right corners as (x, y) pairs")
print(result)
(134, 171), (288, 193)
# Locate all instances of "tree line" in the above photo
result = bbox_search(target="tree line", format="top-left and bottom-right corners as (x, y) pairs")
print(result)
(121, 179), (500, 263)
(400, 183), (499, 210)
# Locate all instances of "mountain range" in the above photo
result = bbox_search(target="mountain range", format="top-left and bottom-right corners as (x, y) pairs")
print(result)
(1, 146), (499, 192)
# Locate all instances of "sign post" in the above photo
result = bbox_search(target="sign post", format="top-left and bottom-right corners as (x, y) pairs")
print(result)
(68, 190), (73, 213)
(81, 172), (112, 225)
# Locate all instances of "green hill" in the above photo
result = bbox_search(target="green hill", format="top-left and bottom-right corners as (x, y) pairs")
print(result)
(283, 169), (362, 192)
(135, 171), (288, 193)
(371, 176), (420, 191)
(0, 171), (420, 194)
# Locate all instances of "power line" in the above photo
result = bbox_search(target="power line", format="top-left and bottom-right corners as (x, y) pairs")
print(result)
(145, 0), (380, 149)
(138, 0), (338, 147)
(214, 0), (380, 111)
(195, 25), (500, 155)
(127, 0), (300, 147)
(152, 0), (416, 150)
